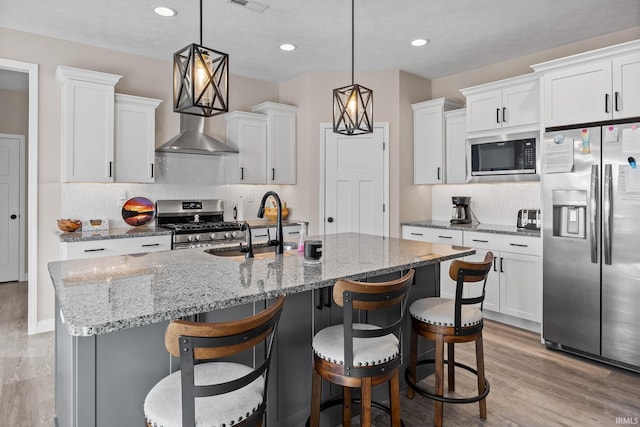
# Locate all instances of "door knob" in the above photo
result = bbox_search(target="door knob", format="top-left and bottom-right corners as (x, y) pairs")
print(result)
(327, 217), (334, 223)
(10, 214), (17, 220)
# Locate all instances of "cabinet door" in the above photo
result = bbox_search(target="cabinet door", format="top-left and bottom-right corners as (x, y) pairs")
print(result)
(226, 113), (268, 184)
(114, 94), (161, 183)
(251, 227), (272, 244)
(414, 106), (445, 184)
(465, 89), (502, 133)
(465, 249), (500, 313)
(502, 80), (539, 129)
(267, 111), (297, 184)
(499, 251), (542, 322)
(60, 235), (171, 260)
(444, 109), (467, 184)
(61, 79), (116, 182)
(543, 60), (612, 127)
(613, 52), (640, 119)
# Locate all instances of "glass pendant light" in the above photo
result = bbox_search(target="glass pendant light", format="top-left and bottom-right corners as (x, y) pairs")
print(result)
(173, 0), (229, 117)
(333, 0), (373, 135)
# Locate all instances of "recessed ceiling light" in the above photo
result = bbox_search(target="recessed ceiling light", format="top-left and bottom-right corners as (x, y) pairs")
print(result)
(280, 43), (296, 51)
(154, 6), (177, 17)
(411, 39), (429, 47)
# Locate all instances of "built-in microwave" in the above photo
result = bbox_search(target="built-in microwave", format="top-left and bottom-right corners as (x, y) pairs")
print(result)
(466, 132), (539, 182)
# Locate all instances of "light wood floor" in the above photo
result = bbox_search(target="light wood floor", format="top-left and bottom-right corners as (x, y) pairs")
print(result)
(1, 280), (639, 427)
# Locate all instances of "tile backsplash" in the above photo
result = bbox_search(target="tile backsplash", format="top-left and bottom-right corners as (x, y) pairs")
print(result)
(432, 183), (540, 226)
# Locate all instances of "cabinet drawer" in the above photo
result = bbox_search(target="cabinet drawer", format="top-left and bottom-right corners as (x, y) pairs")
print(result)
(464, 231), (541, 256)
(402, 226), (463, 245)
(61, 235), (171, 260)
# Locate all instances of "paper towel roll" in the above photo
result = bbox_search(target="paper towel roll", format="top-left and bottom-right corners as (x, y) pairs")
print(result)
(236, 196), (245, 221)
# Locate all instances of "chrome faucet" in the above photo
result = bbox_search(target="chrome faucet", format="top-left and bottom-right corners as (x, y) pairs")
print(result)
(257, 191), (284, 254)
(240, 222), (254, 259)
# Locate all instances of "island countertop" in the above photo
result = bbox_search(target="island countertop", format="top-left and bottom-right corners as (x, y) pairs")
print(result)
(48, 232), (474, 337)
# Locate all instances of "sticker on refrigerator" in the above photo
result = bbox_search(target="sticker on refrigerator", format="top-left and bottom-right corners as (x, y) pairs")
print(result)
(622, 126), (640, 153)
(618, 164), (640, 202)
(543, 135), (574, 174)
(604, 126), (619, 143)
(581, 128), (590, 154)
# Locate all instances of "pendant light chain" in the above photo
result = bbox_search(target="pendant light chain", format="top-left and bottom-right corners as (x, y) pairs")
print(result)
(199, 0), (203, 45)
(351, 0), (354, 85)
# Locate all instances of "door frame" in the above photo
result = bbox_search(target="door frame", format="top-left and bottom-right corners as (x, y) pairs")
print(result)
(0, 133), (26, 282)
(0, 58), (39, 335)
(319, 122), (389, 236)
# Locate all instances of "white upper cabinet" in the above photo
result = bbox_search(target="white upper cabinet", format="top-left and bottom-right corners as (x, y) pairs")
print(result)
(461, 73), (539, 137)
(412, 98), (464, 185)
(444, 108), (467, 184)
(532, 40), (640, 127)
(56, 66), (122, 182)
(225, 111), (268, 184)
(114, 94), (161, 183)
(251, 102), (298, 185)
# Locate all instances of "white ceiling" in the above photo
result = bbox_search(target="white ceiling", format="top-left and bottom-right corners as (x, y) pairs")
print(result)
(1, 0), (639, 83)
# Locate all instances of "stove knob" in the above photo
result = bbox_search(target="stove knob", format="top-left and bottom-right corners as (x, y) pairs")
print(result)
(210, 233), (216, 240)
(224, 232), (232, 239)
(231, 231), (240, 238)
(187, 235), (194, 242)
(195, 235), (201, 241)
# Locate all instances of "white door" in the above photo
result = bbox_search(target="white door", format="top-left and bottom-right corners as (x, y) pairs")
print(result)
(0, 135), (21, 282)
(322, 125), (387, 236)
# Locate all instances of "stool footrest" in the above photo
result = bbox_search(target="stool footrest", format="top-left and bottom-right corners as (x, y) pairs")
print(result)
(404, 359), (490, 404)
(305, 397), (407, 427)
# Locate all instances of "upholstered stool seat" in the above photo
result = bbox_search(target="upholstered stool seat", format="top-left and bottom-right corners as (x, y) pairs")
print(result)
(312, 324), (399, 366)
(409, 298), (482, 328)
(144, 362), (264, 427)
(309, 270), (415, 427)
(144, 295), (286, 427)
(405, 253), (494, 427)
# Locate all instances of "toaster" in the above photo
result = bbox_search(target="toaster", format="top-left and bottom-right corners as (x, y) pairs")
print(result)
(517, 209), (541, 230)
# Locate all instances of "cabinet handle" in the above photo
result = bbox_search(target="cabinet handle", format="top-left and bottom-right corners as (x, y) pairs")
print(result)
(472, 239), (488, 243)
(502, 107), (506, 123)
(438, 235), (453, 239)
(84, 248), (105, 253)
(150, 163), (154, 178)
(500, 257), (504, 273)
(410, 232), (424, 236)
(141, 243), (160, 247)
(493, 258), (497, 272)
(287, 231), (300, 235)
(240, 167), (244, 180)
(496, 108), (501, 124)
(255, 233), (268, 238)
(605, 93), (610, 113)
(109, 161), (112, 178)
(272, 168), (275, 181)
(509, 243), (528, 248)
(615, 91), (620, 112)
(437, 167), (441, 180)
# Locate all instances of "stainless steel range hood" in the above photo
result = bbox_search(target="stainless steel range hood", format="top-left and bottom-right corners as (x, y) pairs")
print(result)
(156, 114), (238, 155)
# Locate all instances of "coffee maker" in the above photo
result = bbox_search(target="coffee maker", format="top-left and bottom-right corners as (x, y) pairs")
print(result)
(451, 196), (472, 224)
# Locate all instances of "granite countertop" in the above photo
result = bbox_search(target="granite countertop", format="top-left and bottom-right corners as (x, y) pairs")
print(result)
(57, 220), (306, 243)
(57, 226), (173, 242)
(402, 220), (541, 238)
(48, 232), (474, 337)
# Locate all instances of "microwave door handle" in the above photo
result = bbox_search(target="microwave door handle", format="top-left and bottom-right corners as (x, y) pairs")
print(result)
(590, 164), (599, 264)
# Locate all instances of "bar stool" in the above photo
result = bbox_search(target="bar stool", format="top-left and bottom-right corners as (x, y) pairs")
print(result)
(405, 253), (494, 427)
(144, 295), (286, 427)
(309, 270), (414, 427)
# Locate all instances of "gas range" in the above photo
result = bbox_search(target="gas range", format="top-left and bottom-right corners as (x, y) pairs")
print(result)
(156, 199), (246, 250)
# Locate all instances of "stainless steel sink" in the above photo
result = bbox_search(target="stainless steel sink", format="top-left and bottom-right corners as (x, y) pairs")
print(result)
(206, 242), (298, 259)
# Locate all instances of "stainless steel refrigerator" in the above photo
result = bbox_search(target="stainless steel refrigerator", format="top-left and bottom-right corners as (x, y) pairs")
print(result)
(542, 120), (640, 372)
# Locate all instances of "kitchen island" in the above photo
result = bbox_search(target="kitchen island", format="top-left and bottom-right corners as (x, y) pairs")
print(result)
(49, 233), (474, 427)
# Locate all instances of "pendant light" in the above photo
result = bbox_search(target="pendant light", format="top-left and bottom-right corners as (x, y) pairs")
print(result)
(173, 0), (229, 117)
(333, 0), (373, 135)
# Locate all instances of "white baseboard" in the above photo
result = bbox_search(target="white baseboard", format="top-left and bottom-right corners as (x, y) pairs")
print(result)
(483, 310), (541, 334)
(37, 317), (55, 334)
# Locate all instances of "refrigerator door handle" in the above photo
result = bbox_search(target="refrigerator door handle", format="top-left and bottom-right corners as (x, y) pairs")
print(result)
(604, 164), (613, 265)
(590, 164), (599, 263)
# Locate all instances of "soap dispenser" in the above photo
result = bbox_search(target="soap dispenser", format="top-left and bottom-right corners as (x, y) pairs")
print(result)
(298, 222), (307, 252)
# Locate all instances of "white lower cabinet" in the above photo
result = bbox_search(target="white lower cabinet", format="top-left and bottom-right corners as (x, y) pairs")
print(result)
(251, 225), (300, 244)
(401, 226), (463, 299)
(464, 231), (542, 324)
(402, 225), (542, 329)
(60, 235), (172, 260)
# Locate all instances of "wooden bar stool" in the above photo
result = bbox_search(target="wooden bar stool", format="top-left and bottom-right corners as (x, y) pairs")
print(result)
(309, 270), (414, 427)
(404, 253), (494, 427)
(143, 295), (285, 427)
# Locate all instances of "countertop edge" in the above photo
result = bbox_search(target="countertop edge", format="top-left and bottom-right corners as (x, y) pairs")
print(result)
(401, 220), (541, 238)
